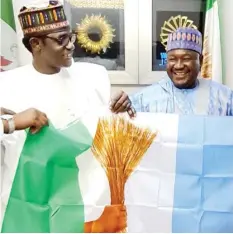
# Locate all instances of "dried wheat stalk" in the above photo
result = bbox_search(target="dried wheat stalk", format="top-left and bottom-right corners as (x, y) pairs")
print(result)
(91, 116), (157, 232)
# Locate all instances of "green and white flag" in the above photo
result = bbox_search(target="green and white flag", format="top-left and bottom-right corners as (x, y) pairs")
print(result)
(1, 120), (93, 232)
(201, 0), (222, 83)
(1, 108), (233, 232)
(0, 0), (18, 71)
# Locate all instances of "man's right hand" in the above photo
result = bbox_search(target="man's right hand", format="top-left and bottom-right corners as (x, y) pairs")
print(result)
(13, 108), (49, 134)
(1, 107), (49, 134)
(90, 204), (127, 233)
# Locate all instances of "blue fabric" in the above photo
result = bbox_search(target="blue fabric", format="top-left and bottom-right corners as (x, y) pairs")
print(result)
(172, 116), (233, 232)
(130, 77), (233, 116)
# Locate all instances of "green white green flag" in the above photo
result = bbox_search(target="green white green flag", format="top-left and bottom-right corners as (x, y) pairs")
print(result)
(201, 0), (222, 83)
(1, 108), (233, 232)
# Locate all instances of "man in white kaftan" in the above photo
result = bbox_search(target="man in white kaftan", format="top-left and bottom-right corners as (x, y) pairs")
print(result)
(0, 1), (130, 232)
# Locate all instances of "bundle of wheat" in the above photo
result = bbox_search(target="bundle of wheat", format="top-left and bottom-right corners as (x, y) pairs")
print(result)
(91, 115), (157, 231)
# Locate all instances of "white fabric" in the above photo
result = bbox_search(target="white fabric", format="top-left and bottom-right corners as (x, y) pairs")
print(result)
(76, 110), (179, 232)
(0, 62), (110, 126)
(203, 1), (222, 83)
(0, 62), (111, 229)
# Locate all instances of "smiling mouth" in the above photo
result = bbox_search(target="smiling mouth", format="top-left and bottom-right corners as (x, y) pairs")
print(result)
(173, 71), (189, 77)
(64, 54), (73, 59)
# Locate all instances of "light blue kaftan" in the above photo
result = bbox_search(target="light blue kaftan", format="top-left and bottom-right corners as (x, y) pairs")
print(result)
(130, 77), (233, 116)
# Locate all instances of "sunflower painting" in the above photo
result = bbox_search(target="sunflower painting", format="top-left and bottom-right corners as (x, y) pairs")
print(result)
(76, 14), (115, 54)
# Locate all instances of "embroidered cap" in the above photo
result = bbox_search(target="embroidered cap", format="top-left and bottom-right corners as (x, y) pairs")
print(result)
(166, 27), (202, 54)
(18, 0), (69, 36)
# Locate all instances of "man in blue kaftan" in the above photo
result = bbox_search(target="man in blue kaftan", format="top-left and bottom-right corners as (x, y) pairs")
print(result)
(130, 27), (233, 116)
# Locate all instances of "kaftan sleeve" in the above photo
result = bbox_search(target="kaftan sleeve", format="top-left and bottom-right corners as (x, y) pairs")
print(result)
(227, 90), (233, 116)
(93, 65), (111, 105)
(129, 83), (169, 113)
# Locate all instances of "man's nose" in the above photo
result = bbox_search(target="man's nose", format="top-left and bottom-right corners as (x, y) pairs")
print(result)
(66, 40), (75, 51)
(174, 59), (184, 69)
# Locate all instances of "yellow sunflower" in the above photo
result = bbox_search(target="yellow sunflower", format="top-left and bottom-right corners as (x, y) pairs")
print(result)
(76, 14), (115, 54)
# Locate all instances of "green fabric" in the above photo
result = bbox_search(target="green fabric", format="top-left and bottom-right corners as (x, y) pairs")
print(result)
(0, 0), (16, 30)
(206, 0), (217, 11)
(1, 121), (93, 232)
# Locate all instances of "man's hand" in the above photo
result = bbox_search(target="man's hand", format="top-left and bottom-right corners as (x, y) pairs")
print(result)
(14, 108), (49, 134)
(110, 91), (136, 118)
(1, 107), (49, 134)
(0, 107), (16, 115)
(91, 204), (127, 233)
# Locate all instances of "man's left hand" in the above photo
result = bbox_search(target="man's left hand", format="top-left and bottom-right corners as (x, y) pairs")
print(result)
(110, 91), (136, 118)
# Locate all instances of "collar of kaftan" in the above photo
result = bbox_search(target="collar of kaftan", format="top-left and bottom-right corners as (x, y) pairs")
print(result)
(158, 76), (174, 93)
(158, 76), (202, 94)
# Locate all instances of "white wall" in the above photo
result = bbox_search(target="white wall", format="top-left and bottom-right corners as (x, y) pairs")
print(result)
(218, 0), (233, 89)
(11, 0), (144, 95)
(12, 0), (233, 93)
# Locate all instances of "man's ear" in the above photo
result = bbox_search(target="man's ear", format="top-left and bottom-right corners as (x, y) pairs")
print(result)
(198, 54), (203, 72)
(29, 37), (42, 53)
(199, 54), (203, 67)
